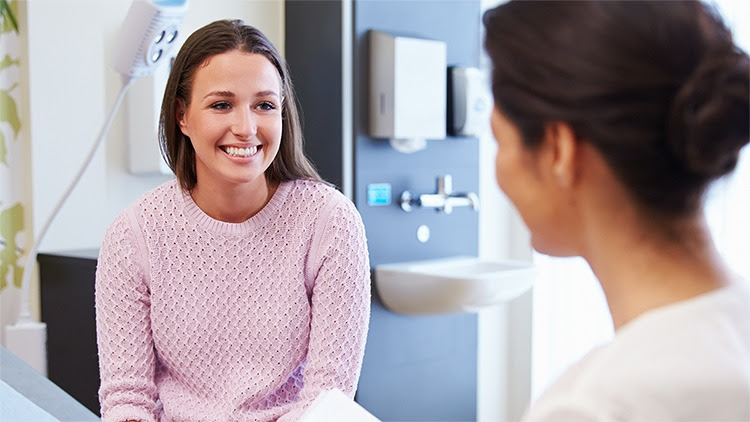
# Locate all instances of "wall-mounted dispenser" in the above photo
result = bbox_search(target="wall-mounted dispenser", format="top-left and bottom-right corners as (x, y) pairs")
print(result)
(369, 30), (446, 153)
(448, 67), (491, 137)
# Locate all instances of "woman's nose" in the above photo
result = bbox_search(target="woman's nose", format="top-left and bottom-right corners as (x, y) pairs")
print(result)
(231, 107), (257, 140)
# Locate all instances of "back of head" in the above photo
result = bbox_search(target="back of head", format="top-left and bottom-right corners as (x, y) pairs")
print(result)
(483, 1), (750, 218)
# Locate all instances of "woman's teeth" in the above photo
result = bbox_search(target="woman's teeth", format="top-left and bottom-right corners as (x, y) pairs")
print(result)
(225, 146), (258, 157)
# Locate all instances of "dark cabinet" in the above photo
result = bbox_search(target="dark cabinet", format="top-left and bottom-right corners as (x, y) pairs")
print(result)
(39, 249), (101, 416)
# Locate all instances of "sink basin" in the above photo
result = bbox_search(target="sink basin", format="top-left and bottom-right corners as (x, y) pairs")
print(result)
(374, 256), (535, 315)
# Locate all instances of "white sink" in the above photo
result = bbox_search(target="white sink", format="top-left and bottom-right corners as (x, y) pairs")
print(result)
(375, 256), (535, 315)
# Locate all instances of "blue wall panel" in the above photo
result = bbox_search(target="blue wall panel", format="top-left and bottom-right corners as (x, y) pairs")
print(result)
(353, 1), (482, 420)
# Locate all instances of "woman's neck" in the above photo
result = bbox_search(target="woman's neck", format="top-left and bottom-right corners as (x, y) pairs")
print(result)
(583, 211), (730, 330)
(190, 177), (279, 223)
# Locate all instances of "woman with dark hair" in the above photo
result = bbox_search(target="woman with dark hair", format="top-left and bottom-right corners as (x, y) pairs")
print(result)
(95, 20), (370, 421)
(484, 1), (749, 420)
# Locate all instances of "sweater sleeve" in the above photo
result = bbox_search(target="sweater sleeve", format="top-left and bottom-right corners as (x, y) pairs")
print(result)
(278, 195), (371, 421)
(95, 209), (158, 422)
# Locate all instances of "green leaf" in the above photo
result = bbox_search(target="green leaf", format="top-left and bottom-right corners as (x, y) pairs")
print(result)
(1, 0), (19, 34)
(0, 54), (20, 71)
(0, 202), (25, 290)
(0, 87), (21, 135)
(0, 87), (21, 167)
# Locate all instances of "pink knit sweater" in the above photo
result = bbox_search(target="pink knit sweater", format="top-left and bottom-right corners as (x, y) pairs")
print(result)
(95, 179), (371, 422)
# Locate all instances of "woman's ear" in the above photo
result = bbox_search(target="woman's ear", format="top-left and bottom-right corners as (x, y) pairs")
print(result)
(176, 101), (189, 136)
(545, 122), (578, 188)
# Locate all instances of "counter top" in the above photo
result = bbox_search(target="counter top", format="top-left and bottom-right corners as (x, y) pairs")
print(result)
(1, 347), (99, 421)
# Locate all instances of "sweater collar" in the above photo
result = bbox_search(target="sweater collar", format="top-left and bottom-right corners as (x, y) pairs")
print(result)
(178, 180), (293, 236)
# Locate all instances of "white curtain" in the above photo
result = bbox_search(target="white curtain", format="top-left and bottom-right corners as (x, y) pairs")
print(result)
(0, 0), (31, 347)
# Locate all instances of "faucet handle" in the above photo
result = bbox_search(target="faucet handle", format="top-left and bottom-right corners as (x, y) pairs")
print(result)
(399, 191), (416, 212)
(467, 192), (480, 211)
(438, 174), (453, 195)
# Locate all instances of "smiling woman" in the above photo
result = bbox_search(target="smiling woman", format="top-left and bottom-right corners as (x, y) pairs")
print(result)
(94, 20), (371, 422)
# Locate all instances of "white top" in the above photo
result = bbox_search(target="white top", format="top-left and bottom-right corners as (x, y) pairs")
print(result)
(524, 282), (750, 421)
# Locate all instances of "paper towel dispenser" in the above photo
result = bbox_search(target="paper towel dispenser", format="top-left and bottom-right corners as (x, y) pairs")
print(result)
(369, 30), (447, 153)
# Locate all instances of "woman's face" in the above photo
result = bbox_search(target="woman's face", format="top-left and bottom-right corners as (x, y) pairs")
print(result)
(490, 106), (577, 255)
(178, 50), (282, 191)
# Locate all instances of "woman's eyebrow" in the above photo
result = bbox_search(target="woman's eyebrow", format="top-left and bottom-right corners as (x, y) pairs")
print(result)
(203, 90), (234, 100)
(255, 90), (280, 99)
(202, 90), (279, 100)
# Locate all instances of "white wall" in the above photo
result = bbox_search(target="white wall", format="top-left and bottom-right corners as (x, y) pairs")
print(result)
(708, 0), (750, 282)
(476, 73), (534, 421)
(27, 0), (109, 253)
(476, 2), (535, 421)
(477, 123), (534, 422)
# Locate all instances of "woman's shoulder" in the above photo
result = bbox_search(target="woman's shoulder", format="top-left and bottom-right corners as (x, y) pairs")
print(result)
(595, 285), (750, 380)
(614, 282), (750, 356)
(122, 179), (181, 214)
(529, 286), (750, 420)
(284, 179), (352, 209)
(286, 178), (341, 197)
(529, 341), (749, 421)
(280, 179), (361, 228)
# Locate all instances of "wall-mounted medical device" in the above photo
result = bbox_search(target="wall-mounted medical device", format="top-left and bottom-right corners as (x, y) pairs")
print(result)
(369, 30), (446, 153)
(448, 67), (491, 137)
(111, 0), (188, 174)
(111, 0), (188, 79)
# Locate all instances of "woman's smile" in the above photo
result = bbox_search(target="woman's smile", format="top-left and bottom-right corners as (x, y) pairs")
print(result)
(221, 144), (262, 158)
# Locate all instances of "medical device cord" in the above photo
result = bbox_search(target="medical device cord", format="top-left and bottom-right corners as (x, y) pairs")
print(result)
(14, 77), (136, 325)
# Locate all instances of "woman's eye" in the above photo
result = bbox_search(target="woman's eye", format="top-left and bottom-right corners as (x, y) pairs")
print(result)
(210, 101), (231, 110)
(257, 101), (277, 112)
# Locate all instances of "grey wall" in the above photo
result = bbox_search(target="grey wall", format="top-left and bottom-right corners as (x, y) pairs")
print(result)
(287, 1), (482, 420)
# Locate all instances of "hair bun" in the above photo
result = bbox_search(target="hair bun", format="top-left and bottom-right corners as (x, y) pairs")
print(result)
(667, 49), (750, 179)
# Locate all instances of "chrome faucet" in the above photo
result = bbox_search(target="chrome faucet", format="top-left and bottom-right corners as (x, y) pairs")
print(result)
(399, 175), (480, 214)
